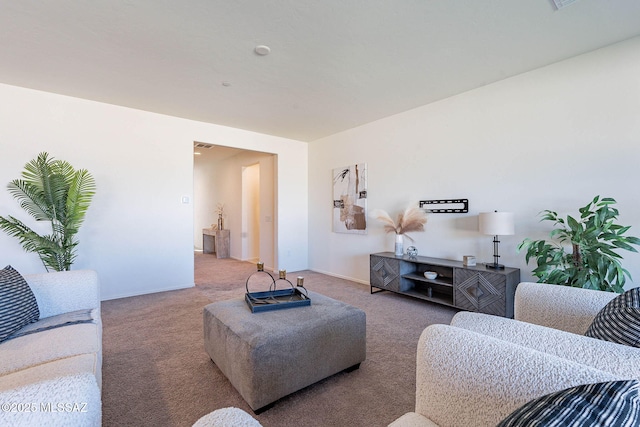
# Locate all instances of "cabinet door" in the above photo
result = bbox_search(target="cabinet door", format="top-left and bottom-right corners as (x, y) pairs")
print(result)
(454, 269), (506, 316)
(370, 255), (401, 292)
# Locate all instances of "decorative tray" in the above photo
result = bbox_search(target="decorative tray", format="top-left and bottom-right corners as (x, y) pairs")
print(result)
(244, 262), (310, 313)
(245, 288), (310, 313)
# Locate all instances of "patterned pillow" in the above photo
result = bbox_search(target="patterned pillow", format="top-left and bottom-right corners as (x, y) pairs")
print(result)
(585, 287), (640, 347)
(498, 380), (640, 427)
(0, 265), (40, 342)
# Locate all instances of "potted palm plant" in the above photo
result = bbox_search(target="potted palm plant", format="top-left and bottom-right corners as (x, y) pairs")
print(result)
(0, 152), (96, 271)
(518, 196), (640, 293)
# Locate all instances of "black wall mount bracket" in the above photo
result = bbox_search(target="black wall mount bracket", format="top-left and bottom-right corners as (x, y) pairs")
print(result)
(419, 199), (469, 213)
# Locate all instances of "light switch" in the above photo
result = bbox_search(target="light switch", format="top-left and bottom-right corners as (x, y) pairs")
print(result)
(181, 195), (190, 204)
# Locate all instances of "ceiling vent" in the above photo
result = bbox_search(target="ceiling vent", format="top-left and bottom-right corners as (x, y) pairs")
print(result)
(552, 0), (579, 10)
(194, 142), (214, 149)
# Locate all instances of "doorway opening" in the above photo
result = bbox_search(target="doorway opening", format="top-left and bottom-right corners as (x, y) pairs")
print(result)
(193, 142), (277, 271)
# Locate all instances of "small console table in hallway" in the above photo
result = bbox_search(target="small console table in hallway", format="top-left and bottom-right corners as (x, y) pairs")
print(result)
(202, 229), (230, 258)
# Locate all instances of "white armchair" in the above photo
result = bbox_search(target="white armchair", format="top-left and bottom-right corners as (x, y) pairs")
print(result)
(389, 282), (637, 427)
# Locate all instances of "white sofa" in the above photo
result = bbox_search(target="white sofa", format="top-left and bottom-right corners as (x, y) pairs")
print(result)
(0, 269), (102, 426)
(390, 282), (639, 427)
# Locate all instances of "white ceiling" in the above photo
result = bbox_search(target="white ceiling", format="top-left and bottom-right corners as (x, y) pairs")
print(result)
(2, 1), (640, 142)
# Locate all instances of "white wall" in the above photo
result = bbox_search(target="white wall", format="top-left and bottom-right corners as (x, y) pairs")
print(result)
(0, 83), (308, 300)
(309, 36), (640, 288)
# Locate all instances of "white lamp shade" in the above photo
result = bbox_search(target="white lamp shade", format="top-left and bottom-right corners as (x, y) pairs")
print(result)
(479, 212), (514, 236)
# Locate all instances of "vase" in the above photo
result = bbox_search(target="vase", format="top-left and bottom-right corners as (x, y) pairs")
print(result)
(395, 234), (404, 257)
(217, 214), (224, 230)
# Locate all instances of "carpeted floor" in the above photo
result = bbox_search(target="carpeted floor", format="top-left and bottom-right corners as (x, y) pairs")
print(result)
(101, 254), (458, 427)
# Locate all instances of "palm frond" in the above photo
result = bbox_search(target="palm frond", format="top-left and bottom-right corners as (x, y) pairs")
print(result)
(65, 169), (96, 232)
(0, 152), (95, 271)
(7, 180), (51, 221)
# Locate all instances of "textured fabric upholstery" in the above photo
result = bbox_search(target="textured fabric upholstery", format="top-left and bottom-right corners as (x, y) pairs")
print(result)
(0, 269), (102, 426)
(389, 282), (635, 427)
(0, 373), (101, 427)
(0, 320), (100, 377)
(388, 412), (439, 427)
(451, 311), (640, 381)
(412, 325), (621, 427)
(24, 269), (100, 318)
(514, 282), (616, 334)
(0, 354), (99, 393)
(204, 291), (366, 411)
(193, 407), (263, 427)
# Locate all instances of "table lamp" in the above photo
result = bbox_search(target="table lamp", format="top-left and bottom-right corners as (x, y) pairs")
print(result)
(479, 211), (514, 270)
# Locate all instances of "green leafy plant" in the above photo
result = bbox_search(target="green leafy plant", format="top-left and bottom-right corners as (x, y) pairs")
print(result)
(0, 152), (96, 271)
(518, 196), (640, 293)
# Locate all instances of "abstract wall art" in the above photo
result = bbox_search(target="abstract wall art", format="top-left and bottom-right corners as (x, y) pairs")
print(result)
(332, 163), (367, 234)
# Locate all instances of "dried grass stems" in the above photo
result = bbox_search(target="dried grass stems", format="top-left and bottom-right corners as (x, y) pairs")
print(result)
(372, 205), (428, 241)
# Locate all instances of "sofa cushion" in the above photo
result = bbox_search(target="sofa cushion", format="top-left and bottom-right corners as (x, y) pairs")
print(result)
(585, 287), (640, 348)
(0, 353), (99, 393)
(0, 266), (39, 343)
(387, 412), (439, 427)
(497, 380), (640, 427)
(0, 315), (100, 376)
(192, 407), (263, 427)
(451, 311), (640, 381)
(7, 309), (93, 340)
(0, 372), (101, 427)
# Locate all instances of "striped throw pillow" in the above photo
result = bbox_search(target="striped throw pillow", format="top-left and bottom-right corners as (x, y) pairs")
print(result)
(498, 380), (640, 427)
(585, 287), (640, 348)
(0, 265), (40, 342)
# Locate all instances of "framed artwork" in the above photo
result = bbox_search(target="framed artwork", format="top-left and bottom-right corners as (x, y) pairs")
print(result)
(333, 163), (367, 234)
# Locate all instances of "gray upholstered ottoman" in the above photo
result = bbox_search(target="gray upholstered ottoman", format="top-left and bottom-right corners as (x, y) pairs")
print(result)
(203, 290), (366, 412)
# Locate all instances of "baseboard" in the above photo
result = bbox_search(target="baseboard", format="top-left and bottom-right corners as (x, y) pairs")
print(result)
(101, 283), (195, 301)
(307, 268), (369, 286)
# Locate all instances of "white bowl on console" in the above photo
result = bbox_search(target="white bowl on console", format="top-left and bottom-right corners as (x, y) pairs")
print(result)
(424, 271), (437, 280)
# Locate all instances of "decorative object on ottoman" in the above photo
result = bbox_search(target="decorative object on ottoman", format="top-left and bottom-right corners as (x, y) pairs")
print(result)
(203, 291), (366, 413)
(193, 407), (262, 427)
(244, 262), (310, 313)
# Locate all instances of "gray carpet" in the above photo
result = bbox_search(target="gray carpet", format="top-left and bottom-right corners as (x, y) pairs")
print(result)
(101, 254), (458, 427)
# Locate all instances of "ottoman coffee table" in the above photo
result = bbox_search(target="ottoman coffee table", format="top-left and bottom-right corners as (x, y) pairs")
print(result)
(203, 290), (366, 413)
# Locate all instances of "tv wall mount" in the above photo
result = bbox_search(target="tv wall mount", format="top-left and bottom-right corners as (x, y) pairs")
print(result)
(419, 199), (469, 213)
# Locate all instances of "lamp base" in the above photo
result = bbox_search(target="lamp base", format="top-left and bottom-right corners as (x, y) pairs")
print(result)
(485, 263), (505, 270)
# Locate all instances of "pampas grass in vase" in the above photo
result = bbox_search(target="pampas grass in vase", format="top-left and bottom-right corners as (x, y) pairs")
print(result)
(371, 205), (428, 257)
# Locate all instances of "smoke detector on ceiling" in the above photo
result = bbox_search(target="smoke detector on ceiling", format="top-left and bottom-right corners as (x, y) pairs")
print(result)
(552, 0), (579, 9)
(254, 45), (271, 56)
